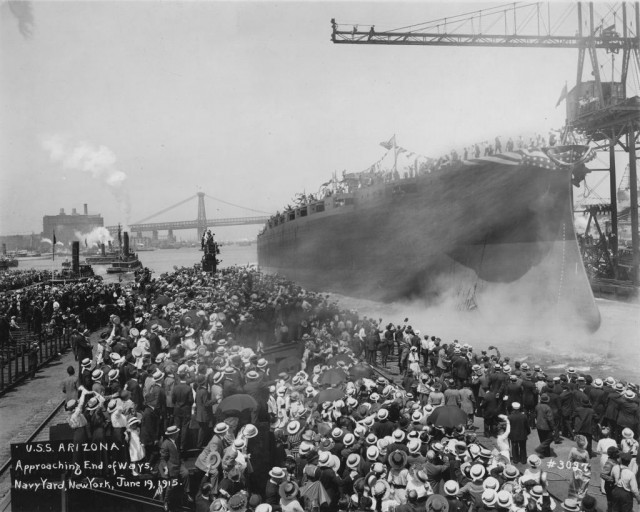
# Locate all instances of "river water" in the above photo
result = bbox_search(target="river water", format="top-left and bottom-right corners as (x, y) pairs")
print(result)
(16, 246), (639, 382)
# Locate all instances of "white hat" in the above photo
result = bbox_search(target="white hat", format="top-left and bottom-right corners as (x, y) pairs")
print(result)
(317, 451), (331, 467)
(366, 446), (380, 461)
(511, 402), (521, 410)
(482, 490), (498, 507)
(377, 408), (389, 420)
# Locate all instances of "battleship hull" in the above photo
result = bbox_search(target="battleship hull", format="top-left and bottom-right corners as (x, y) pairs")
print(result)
(258, 152), (601, 332)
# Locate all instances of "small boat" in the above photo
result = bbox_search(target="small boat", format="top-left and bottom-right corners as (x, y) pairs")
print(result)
(0, 256), (19, 269)
(106, 259), (143, 274)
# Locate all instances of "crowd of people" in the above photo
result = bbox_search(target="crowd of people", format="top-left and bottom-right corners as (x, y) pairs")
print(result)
(2, 264), (639, 512)
(0, 268), (57, 292)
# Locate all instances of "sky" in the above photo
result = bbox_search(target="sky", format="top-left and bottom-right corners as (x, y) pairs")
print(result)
(1, 0), (637, 240)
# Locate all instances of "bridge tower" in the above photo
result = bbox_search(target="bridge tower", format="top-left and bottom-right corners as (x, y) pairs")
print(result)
(197, 192), (207, 237)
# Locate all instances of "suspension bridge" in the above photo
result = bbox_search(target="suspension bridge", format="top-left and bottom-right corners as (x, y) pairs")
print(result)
(105, 193), (270, 238)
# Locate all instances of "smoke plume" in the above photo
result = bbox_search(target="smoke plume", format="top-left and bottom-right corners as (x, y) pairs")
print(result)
(41, 238), (52, 245)
(8, 0), (34, 39)
(42, 135), (131, 226)
(74, 226), (113, 247)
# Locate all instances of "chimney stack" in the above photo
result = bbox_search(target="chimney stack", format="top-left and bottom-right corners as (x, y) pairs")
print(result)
(72, 208), (77, 215)
(72, 241), (80, 274)
(83, 204), (88, 215)
(60, 208), (65, 215)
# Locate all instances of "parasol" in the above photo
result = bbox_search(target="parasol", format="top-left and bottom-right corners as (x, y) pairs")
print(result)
(312, 387), (345, 403)
(328, 353), (353, 366)
(276, 356), (301, 374)
(300, 480), (330, 508)
(218, 394), (258, 415)
(429, 405), (468, 428)
(153, 295), (171, 306)
(182, 309), (199, 324)
(349, 363), (373, 380)
(319, 368), (348, 386)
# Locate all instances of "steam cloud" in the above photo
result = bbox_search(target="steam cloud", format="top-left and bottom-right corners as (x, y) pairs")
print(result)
(8, 0), (34, 39)
(41, 238), (52, 245)
(74, 227), (113, 247)
(42, 135), (131, 226)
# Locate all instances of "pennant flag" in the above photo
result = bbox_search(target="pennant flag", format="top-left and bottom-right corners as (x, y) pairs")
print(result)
(397, 147), (407, 154)
(556, 82), (568, 107)
(379, 135), (396, 150)
(52, 232), (56, 261)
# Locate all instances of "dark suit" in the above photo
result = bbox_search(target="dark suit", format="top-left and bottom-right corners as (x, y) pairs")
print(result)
(508, 410), (530, 463)
(264, 480), (282, 511)
(159, 437), (190, 499)
(171, 381), (193, 451)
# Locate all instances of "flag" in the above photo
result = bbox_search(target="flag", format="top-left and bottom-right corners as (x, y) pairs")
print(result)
(52, 232), (56, 261)
(556, 82), (568, 107)
(379, 135), (396, 150)
(84, 238), (88, 248)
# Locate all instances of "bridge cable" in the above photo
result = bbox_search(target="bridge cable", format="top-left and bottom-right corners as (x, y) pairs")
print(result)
(204, 194), (272, 215)
(133, 194), (198, 224)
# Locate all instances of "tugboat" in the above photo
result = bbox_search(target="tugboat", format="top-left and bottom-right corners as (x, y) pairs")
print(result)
(49, 242), (98, 284)
(106, 228), (143, 274)
(0, 244), (18, 269)
(200, 229), (221, 272)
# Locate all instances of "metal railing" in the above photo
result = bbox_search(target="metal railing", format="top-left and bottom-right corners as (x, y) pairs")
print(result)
(0, 324), (71, 395)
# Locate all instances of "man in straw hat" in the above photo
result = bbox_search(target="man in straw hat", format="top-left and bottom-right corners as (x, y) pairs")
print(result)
(159, 425), (193, 508)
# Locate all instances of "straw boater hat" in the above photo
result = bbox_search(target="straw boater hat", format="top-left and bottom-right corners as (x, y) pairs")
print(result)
(469, 464), (486, 482)
(153, 369), (165, 382)
(343, 433), (355, 447)
(527, 454), (542, 468)
(622, 428), (635, 439)
(268, 467), (286, 480)
(86, 397), (100, 411)
(483, 477), (500, 491)
(366, 446), (380, 461)
(241, 424), (258, 439)
(204, 451), (221, 471)
(214, 423), (229, 435)
(165, 425), (179, 436)
(562, 499), (581, 512)
(286, 421), (302, 436)
(503, 465), (519, 481)
(346, 453), (361, 469)
(317, 451), (332, 467)
(392, 429), (406, 443)
(444, 480), (460, 496)
(279, 481), (299, 500)
(298, 442), (313, 456)
(92, 369), (103, 381)
(482, 490), (498, 507)
(497, 491), (513, 509)
(407, 439), (422, 454)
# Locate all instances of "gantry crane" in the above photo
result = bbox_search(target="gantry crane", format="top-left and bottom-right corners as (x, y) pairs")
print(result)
(331, 2), (640, 284)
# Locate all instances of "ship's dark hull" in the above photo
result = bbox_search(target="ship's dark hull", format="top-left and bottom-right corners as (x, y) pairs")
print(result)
(258, 160), (601, 332)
